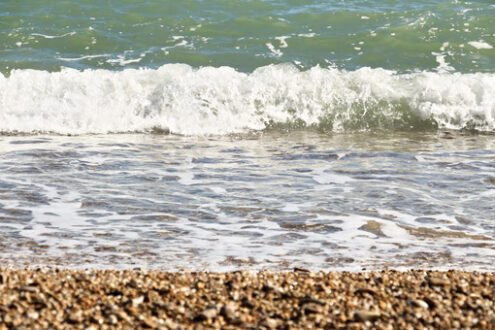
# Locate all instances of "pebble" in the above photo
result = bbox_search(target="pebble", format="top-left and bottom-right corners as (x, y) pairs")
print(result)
(132, 296), (144, 307)
(429, 277), (450, 286)
(195, 307), (218, 321)
(68, 310), (83, 323)
(355, 287), (378, 296)
(0, 268), (493, 328)
(354, 310), (381, 322)
(220, 302), (237, 322)
(410, 299), (429, 309)
(26, 310), (39, 320)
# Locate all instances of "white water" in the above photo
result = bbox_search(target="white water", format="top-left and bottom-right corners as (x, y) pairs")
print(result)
(1, 64), (495, 135)
(1, 133), (495, 270)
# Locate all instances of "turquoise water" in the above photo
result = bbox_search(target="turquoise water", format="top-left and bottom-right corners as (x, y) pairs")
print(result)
(1, 0), (495, 73)
(0, 1), (495, 271)
(1, 0), (495, 134)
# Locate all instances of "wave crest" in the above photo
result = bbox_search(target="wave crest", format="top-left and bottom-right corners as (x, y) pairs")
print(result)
(1, 64), (494, 135)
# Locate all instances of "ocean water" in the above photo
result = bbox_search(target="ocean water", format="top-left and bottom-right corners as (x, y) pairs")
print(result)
(0, 0), (494, 271)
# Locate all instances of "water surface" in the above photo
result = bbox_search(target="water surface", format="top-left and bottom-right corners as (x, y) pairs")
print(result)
(1, 132), (494, 270)
(0, 0), (494, 270)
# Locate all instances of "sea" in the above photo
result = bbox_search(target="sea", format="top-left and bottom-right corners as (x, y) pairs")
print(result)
(0, 0), (494, 271)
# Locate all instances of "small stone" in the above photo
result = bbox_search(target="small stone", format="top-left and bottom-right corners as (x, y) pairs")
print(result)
(354, 310), (381, 322)
(164, 319), (179, 330)
(19, 286), (38, 293)
(127, 279), (138, 288)
(355, 287), (378, 296)
(424, 297), (438, 309)
(195, 307), (218, 322)
(299, 296), (326, 306)
(108, 314), (118, 325)
(132, 296), (144, 307)
(117, 310), (131, 323)
(140, 316), (158, 328)
(220, 302), (237, 322)
(409, 299), (429, 309)
(68, 310), (83, 323)
(27, 310), (39, 320)
(3, 314), (12, 324)
(294, 267), (310, 272)
(429, 278), (450, 286)
(378, 300), (388, 310)
(241, 297), (254, 309)
(304, 303), (323, 314)
(261, 318), (279, 329)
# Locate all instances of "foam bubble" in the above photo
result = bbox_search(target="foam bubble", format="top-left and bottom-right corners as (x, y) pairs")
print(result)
(0, 64), (494, 135)
(468, 41), (493, 49)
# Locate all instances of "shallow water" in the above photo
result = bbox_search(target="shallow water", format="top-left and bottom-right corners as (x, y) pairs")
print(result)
(1, 0), (494, 271)
(1, 131), (494, 271)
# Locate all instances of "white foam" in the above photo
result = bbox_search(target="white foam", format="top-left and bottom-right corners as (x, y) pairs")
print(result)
(209, 186), (226, 194)
(106, 55), (142, 65)
(58, 54), (109, 61)
(313, 166), (355, 184)
(468, 41), (493, 49)
(297, 33), (317, 37)
(161, 40), (194, 55)
(266, 43), (283, 57)
(432, 52), (454, 73)
(31, 32), (76, 39)
(275, 36), (290, 48)
(0, 64), (494, 135)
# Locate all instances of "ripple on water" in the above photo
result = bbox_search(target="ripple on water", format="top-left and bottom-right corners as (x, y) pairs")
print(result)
(0, 132), (494, 271)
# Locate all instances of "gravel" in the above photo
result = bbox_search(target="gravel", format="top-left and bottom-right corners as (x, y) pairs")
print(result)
(0, 268), (494, 329)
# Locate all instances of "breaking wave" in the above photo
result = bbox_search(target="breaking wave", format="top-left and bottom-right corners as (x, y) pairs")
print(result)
(1, 64), (494, 135)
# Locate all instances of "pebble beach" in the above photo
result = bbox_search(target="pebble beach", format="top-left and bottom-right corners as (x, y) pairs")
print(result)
(1, 268), (494, 329)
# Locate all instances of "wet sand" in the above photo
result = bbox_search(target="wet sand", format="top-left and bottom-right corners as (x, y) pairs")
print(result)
(0, 268), (494, 329)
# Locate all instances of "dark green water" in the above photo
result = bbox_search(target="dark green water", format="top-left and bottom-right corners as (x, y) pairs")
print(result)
(1, 0), (494, 73)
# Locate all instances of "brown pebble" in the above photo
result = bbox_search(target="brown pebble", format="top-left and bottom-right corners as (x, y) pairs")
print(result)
(164, 319), (179, 330)
(261, 317), (279, 329)
(429, 278), (450, 286)
(355, 287), (378, 296)
(26, 310), (39, 320)
(354, 310), (381, 322)
(195, 307), (218, 322)
(424, 297), (438, 309)
(294, 267), (311, 272)
(220, 302), (237, 322)
(132, 296), (144, 307)
(304, 303), (323, 314)
(140, 315), (158, 328)
(107, 314), (118, 325)
(19, 286), (38, 293)
(409, 299), (429, 309)
(68, 310), (83, 323)
(0, 268), (493, 329)
(299, 295), (326, 306)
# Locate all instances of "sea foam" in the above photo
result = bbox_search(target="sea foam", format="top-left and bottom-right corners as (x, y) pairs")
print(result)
(1, 64), (494, 135)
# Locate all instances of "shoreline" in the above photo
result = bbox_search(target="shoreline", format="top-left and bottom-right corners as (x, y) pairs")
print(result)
(1, 268), (494, 329)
